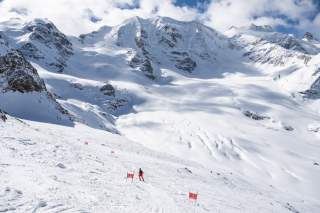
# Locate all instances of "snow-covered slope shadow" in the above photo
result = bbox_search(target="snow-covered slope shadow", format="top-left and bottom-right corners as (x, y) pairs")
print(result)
(0, 50), (73, 126)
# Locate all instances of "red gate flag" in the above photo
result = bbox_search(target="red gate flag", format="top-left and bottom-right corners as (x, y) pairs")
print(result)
(127, 172), (134, 179)
(189, 192), (198, 200)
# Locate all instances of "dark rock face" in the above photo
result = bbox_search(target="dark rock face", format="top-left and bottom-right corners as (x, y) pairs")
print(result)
(117, 24), (155, 79)
(25, 21), (73, 57)
(70, 83), (84, 90)
(117, 18), (202, 77)
(243, 110), (270, 120)
(0, 110), (7, 122)
(19, 42), (44, 60)
(106, 98), (128, 112)
(242, 42), (312, 66)
(175, 57), (197, 72)
(301, 75), (320, 99)
(275, 36), (308, 53)
(234, 29), (317, 66)
(159, 25), (182, 48)
(0, 50), (46, 93)
(171, 51), (197, 72)
(249, 24), (273, 32)
(135, 29), (148, 49)
(304, 32), (314, 41)
(129, 54), (155, 79)
(283, 125), (294, 131)
(133, 21), (198, 74)
(0, 32), (9, 47)
(100, 84), (115, 96)
(56, 163), (66, 169)
(21, 20), (73, 72)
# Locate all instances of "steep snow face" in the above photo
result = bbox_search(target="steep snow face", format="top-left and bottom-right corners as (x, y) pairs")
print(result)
(226, 25), (319, 66)
(20, 19), (73, 72)
(80, 16), (233, 79)
(226, 25), (320, 95)
(0, 18), (73, 72)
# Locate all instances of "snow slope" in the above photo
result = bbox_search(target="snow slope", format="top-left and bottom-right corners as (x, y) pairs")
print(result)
(1, 114), (319, 212)
(0, 16), (320, 212)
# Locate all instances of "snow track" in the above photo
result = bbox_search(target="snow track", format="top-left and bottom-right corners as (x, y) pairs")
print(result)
(1, 116), (319, 212)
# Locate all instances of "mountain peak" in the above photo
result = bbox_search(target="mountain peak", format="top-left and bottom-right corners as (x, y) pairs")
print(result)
(304, 32), (314, 41)
(249, 24), (273, 32)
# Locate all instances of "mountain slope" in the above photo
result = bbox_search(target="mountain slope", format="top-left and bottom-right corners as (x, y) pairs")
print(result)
(0, 16), (320, 212)
(0, 49), (72, 125)
(1, 113), (319, 212)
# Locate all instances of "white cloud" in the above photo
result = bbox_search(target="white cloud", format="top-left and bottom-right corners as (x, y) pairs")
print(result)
(0, 0), (198, 35)
(0, 0), (319, 38)
(296, 13), (320, 37)
(203, 0), (319, 36)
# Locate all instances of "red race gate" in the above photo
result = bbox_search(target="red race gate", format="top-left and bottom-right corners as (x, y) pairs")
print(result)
(127, 172), (134, 182)
(189, 192), (198, 200)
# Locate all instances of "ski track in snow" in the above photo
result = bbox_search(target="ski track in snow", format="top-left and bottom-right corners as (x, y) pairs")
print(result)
(1, 114), (319, 212)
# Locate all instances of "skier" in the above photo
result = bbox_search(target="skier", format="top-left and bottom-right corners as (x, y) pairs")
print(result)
(138, 168), (144, 181)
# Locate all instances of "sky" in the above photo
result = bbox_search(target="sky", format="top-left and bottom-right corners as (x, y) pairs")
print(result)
(0, 0), (319, 38)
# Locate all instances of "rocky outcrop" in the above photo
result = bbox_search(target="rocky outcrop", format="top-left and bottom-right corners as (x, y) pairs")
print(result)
(0, 109), (7, 122)
(171, 51), (197, 72)
(111, 17), (222, 77)
(175, 57), (197, 72)
(249, 24), (273, 32)
(24, 20), (73, 57)
(0, 32), (9, 47)
(301, 75), (320, 99)
(243, 110), (270, 120)
(19, 42), (44, 60)
(20, 19), (73, 72)
(272, 35), (310, 54)
(0, 50), (45, 93)
(106, 98), (129, 113)
(304, 32), (314, 41)
(100, 84), (115, 96)
(230, 26), (319, 66)
(0, 49), (72, 122)
(129, 54), (155, 79)
(159, 25), (182, 48)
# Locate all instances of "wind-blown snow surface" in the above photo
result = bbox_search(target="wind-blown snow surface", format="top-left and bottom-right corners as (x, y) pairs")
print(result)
(1, 16), (320, 212)
(1, 115), (319, 212)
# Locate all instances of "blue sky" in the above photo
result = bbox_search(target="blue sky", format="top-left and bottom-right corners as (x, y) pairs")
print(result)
(176, 0), (320, 13)
(175, 0), (209, 7)
(175, 0), (210, 12)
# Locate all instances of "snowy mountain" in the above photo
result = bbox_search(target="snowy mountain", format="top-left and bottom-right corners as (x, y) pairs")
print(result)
(227, 24), (320, 95)
(79, 16), (232, 79)
(1, 16), (320, 212)
(0, 49), (71, 125)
